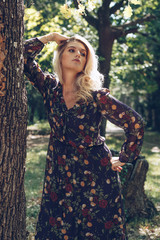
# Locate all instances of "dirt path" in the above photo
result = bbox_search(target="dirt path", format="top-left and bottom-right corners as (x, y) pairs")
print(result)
(27, 134), (50, 149)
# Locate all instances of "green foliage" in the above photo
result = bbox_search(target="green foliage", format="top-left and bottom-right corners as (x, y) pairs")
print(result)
(24, 0), (160, 130)
(24, 6), (61, 71)
(24, 6), (62, 123)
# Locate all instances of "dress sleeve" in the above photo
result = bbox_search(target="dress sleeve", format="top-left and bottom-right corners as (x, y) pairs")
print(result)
(24, 37), (57, 95)
(96, 88), (145, 163)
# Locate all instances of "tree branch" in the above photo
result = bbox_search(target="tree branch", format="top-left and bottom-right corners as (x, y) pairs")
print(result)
(83, 10), (99, 29)
(112, 14), (156, 39)
(112, 26), (139, 38)
(97, 0), (112, 27)
(72, 0), (99, 28)
(123, 27), (139, 36)
(109, 0), (125, 15)
(102, 0), (112, 9)
(119, 14), (156, 29)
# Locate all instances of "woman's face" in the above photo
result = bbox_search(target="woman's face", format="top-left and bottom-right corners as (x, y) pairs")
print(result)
(61, 40), (87, 74)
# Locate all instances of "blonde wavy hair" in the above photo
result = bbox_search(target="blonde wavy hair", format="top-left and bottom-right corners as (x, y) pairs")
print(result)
(53, 35), (103, 102)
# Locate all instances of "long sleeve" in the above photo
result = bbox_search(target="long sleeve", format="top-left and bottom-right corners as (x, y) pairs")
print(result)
(24, 38), (57, 95)
(96, 88), (145, 163)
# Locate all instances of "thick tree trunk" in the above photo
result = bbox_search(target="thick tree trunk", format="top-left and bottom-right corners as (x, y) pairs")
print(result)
(0, 1), (27, 239)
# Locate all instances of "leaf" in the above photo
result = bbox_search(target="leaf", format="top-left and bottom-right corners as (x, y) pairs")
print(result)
(123, 5), (133, 18)
(130, 0), (141, 5)
(87, 0), (96, 11)
(60, 4), (73, 19)
(77, 3), (85, 15)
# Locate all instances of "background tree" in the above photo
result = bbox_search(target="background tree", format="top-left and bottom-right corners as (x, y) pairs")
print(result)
(24, 0), (158, 133)
(110, 5), (160, 131)
(0, 0), (27, 239)
(71, 0), (156, 135)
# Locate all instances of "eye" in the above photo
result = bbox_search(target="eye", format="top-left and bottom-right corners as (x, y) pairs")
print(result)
(69, 49), (75, 53)
(81, 52), (86, 57)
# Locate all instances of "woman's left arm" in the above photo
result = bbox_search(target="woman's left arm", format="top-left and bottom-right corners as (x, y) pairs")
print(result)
(96, 88), (145, 164)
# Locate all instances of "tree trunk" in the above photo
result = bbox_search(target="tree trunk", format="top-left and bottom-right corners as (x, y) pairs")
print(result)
(29, 103), (36, 124)
(98, 26), (115, 88)
(0, 1), (27, 239)
(111, 150), (157, 219)
(98, 26), (115, 137)
(122, 157), (157, 219)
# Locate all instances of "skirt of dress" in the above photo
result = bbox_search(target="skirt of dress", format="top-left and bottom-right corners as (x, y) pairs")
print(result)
(35, 140), (127, 240)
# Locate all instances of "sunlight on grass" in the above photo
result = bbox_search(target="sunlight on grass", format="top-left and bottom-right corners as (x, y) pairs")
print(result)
(145, 153), (160, 205)
(28, 120), (50, 135)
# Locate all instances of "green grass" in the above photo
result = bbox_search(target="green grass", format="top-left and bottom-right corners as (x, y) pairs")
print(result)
(25, 145), (48, 235)
(27, 120), (50, 135)
(25, 122), (160, 239)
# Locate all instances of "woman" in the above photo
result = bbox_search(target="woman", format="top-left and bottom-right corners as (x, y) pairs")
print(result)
(24, 32), (144, 240)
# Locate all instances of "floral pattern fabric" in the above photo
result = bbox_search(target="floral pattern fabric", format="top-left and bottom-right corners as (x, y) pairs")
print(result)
(24, 38), (144, 240)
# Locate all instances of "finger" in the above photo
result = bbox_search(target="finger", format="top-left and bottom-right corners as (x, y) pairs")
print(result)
(111, 166), (123, 172)
(58, 39), (69, 46)
(111, 166), (117, 171)
(116, 167), (122, 173)
(120, 162), (125, 166)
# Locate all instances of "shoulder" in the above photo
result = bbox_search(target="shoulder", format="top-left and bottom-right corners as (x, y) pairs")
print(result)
(45, 73), (58, 89)
(92, 88), (110, 102)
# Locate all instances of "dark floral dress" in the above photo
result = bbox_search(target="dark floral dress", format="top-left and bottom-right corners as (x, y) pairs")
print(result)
(24, 38), (144, 240)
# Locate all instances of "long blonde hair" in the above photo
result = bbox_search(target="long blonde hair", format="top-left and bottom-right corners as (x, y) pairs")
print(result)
(53, 35), (103, 102)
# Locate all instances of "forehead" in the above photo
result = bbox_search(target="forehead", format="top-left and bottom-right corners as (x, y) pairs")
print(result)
(66, 41), (87, 52)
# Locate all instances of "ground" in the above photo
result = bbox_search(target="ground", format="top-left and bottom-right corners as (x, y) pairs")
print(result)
(26, 122), (160, 240)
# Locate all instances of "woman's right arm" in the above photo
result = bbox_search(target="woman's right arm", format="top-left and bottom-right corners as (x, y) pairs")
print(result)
(24, 37), (47, 95)
(38, 32), (68, 45)
(24, 33), (68, 94)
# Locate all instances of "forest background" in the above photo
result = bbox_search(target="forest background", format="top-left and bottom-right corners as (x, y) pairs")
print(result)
(24, 0), (160, 132)
(0, 0), (160, 239)
(16, 0), (160, 239)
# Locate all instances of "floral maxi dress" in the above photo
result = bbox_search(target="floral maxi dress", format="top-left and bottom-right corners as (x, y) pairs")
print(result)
(24, 38), (144, 240)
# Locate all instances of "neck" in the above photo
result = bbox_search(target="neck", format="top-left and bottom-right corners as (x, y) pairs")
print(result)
(62, 70), (77, 92)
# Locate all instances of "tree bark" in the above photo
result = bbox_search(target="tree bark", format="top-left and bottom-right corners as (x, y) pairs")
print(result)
(122, 157), (157, 219)
(0, 0), (27, 239)
(98, 26), (115, 137)
(98, 26), (115, 88)
(111, 150), (158, 219)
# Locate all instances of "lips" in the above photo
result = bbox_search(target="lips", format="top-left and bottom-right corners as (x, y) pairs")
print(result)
(73, 59), (81, 63)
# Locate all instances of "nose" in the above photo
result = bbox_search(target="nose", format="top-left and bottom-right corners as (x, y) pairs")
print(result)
(76, 50), (81, 58)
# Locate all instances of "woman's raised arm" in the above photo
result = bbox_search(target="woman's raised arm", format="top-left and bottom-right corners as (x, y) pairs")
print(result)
(38, 32), (68, 45)
(24, 33), (68, 95)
